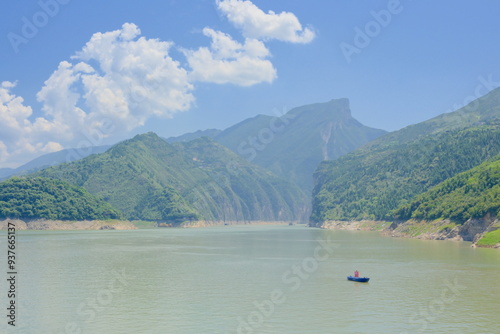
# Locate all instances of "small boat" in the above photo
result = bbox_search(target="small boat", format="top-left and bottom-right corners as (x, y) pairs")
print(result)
(347, 276), (370, 283)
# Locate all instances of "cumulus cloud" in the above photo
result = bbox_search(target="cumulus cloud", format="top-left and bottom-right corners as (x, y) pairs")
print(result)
(38, 23), (194, 133)
(0, 81), (64, 167)
(216, 0), (315, 43)
(184, 28), (277, 86)
(2, 23), (195, 167)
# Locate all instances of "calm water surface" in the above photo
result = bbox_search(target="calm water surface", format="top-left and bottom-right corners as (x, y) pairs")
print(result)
(2, 225), (499, 333)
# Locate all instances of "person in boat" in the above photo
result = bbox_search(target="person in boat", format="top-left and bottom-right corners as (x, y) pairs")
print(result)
(354, 270), (359, 278)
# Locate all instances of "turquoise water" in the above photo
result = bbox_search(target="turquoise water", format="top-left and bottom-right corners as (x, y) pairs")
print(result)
(2, 225), (499, 333)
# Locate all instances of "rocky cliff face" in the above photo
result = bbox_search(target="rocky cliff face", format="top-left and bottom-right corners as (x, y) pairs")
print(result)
(387, 215), (499, 247)
(459, 214), (498, 242)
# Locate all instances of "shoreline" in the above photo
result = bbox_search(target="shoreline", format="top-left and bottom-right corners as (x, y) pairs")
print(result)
(0, 219), (138, 231)
(313, 218), (500, 249)
(4, 217), (496, 249)
(0, 219), (299, 231)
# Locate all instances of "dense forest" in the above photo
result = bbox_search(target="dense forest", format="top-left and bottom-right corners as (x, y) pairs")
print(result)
(0, 177), (122, 220)
(311, 122), (500, 222)
(393, 154), (500, 222)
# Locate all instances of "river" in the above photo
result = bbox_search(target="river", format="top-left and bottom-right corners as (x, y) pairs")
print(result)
(2, 225), (499, 333)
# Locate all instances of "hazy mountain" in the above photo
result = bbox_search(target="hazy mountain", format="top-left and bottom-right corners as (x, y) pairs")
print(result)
(311, 87), (500, 224)
(0, 168), (13, 179)
(0, 145), (111, 180)
(214, 98), (387, 191)
(35, 132), (308, 223)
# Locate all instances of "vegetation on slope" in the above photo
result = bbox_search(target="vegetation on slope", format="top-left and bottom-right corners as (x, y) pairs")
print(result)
(35, 132), (200, 222)
(173, 137), (309, 221)
(311, 84), (500, 224)
(35, 133), (308, 222)
(393, 155), (500, 222)
(0, 177), (122, 220)
(476, 228), (500, 247)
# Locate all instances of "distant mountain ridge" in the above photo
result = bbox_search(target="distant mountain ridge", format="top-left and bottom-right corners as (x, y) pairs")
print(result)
(0, 145), (111, 180)
(168, 98), (387, 191)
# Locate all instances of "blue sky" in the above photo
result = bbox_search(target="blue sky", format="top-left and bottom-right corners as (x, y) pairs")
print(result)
(1, 0), (500, 168)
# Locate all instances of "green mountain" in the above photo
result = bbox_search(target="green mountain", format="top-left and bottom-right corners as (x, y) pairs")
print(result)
(215, 98), (387, 191)
(393, 154), (500, 222)
(163, 99), (386, 192)
(35, 132), (308, 223)
(0, 177), (122, 220)
(311, 87), (500, 224)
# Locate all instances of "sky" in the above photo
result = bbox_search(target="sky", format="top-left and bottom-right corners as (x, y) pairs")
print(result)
(1, 0), (500, 168)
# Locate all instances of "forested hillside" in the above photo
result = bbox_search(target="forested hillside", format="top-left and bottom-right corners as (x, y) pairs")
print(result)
(0, 177), (122, 220)
(35, 133), (308, 223)
(311, 123), (500, 222)
(393, 154), (500, 222)
(311, 87), (500, 224)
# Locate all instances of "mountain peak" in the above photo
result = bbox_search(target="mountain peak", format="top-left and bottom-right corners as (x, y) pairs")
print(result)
(328, 97), (350, 108)
(215, 98), (386, 191)
(287, 98), (352, 120)
(119, 131), (169, 147)
(106, 131), (175, 159)
(132, 131), (161, 141)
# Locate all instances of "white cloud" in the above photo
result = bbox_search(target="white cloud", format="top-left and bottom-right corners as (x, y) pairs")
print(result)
(1, 23), (195, 168)
(38, 23), (194, 133)
(0, 81), (64, 167)
(185, 28), (277, 86)
(216, 0), (315, 43)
